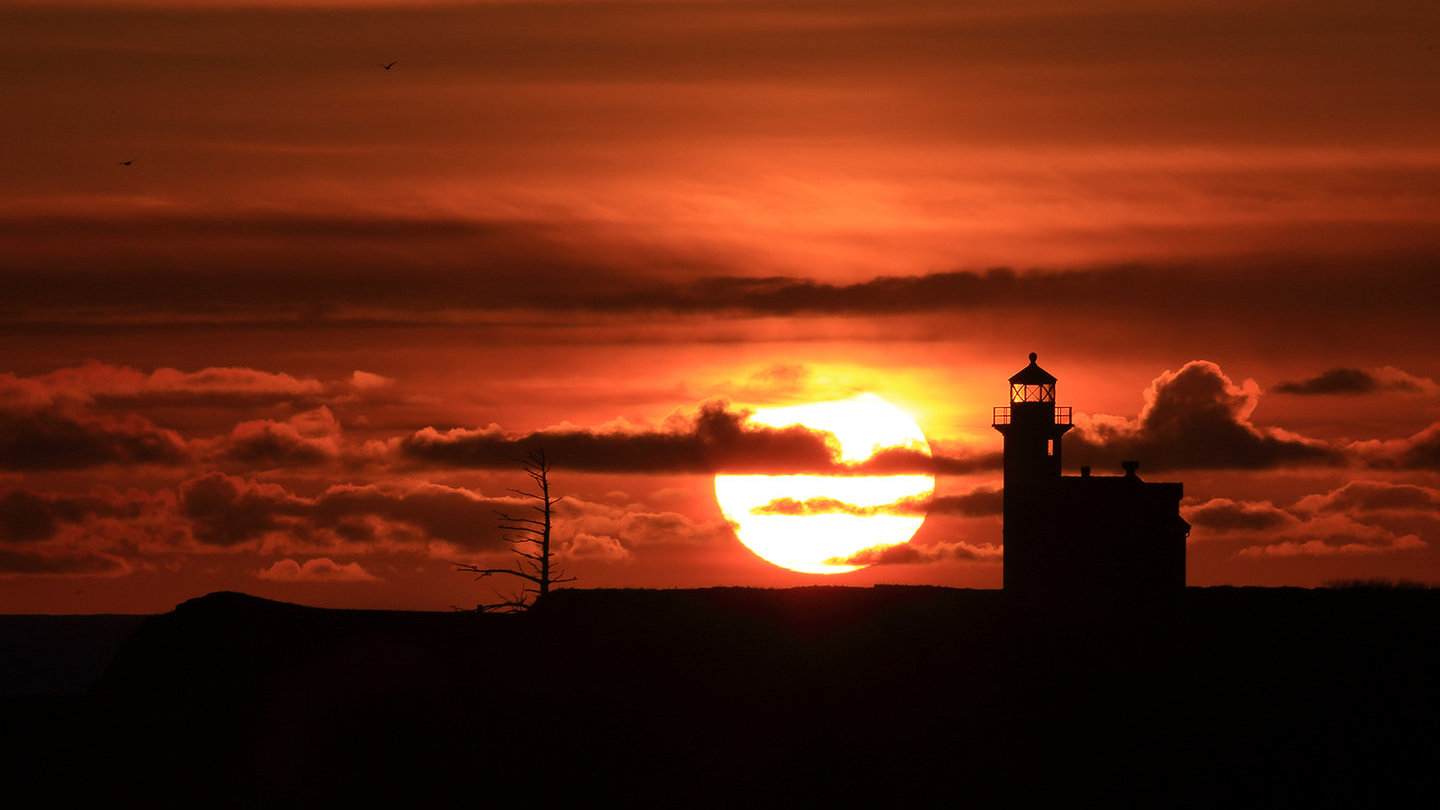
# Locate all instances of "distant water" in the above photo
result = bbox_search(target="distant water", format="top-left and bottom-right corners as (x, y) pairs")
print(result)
(0, 614), (148, 696)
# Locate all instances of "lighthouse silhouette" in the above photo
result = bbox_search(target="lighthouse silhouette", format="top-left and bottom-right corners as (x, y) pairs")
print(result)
(994, 353), (1188, 601)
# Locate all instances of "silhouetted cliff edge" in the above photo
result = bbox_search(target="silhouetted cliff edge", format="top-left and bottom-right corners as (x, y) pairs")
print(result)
(14, 586), (1439, 807)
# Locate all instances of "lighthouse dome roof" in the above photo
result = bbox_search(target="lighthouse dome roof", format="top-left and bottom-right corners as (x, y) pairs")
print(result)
(1009, 352), (1057, 385)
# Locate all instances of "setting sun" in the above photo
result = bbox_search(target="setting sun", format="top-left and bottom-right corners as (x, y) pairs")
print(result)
(715, 393), (935, 574)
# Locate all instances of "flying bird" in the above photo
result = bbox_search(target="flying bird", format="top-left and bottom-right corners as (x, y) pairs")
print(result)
(380, 60), (398, 70)
(117, 160), (133, 166)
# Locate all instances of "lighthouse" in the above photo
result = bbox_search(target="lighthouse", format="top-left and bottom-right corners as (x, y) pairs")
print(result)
(993, 354), (1187, 601)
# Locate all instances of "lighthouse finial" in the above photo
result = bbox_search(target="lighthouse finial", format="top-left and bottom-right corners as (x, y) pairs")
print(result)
(1029, 352), (1038, 364)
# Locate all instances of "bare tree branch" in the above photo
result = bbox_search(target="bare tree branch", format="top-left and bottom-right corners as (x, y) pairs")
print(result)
(452, 565), (546, 586)
(453, 446), (572, 612)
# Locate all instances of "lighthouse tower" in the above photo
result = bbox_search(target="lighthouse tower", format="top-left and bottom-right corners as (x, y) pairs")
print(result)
(993, 353), (1072, 594)
(992, 352), (1188, 602)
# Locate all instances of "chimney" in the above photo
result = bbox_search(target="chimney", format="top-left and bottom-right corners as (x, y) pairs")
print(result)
(1080, 465), (1091, 477)
(1122, 460), (1139, 478)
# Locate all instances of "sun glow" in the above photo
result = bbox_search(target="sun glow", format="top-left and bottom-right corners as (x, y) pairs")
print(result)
(715, 393), (935, 574)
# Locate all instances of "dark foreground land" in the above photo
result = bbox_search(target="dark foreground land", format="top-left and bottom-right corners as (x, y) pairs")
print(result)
(4, 586), (1436, 807)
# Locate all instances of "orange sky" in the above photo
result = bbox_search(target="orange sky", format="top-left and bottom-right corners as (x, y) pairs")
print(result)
(3, 0), (1440, 611)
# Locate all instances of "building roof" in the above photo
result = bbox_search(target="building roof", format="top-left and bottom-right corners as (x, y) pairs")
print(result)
(1009, 352), (1057, 385)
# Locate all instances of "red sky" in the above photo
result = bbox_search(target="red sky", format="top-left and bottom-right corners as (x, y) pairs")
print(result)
(3, 0), (1440, 612)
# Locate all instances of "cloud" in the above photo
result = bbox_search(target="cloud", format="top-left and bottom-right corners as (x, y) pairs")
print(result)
(257, 557), (379, 582)
(1350, 423), (1440, 471)
(834, 539), (1003, 566)
(0, 363), (416, 474)
(0, 363), (394, 473)
(398, 399), (842, 474)
(398, 397), (987, 477)
(562, 533), (631, 562)
(171, 474), (731, 561)
(0, 405), (189, 471)
(0, 548), (129, 577)
(1237, 531), (1426, 557)
(0, 490), (62, 543)
(748, 492), (958, 518)
(7, 252), (1440, 348)
(0, 471), (810, 576)
(1274, 367), (1437, 395)
(621, 267), (1061, 315)
(1184, 494), (1427, 557)
(179, 473), (303, 547)
(175, 473), (516, 553)
(0, 214), (649, 325)
(928, 487), (1004, 517)
(346, 370), (395, 393)
(0, 486), (193, 577)
(212, 407), (342, 468)
(708, 364), (819, 402)
(5, 0), (1440, 372)
(308, 483), (513, 551)
(4, 363), (406, 419)
(557, 498), (735, 553)
(751, 497), (859, 517)
(1292, 480), (1440, 516)
(1067, 361), (1341, 471)
(1184, 498), (1296, 533)
(361, 264), (1440, 325)
(2, 362), (326, 409)
(740, 486), (1004, 563)
(0, 489), (143, 544)
(844, 445), (1001, 476)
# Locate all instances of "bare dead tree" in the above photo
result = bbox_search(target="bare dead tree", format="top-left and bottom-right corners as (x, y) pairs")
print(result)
(454, 446), (574, 612)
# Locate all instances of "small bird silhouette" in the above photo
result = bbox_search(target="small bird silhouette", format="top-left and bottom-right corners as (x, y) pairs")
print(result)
(118, 160), (133, 166)
(380, 60), (398, 70)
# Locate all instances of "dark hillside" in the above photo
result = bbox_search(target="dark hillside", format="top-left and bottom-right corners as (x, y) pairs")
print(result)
(7, 586), (1435, 807)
